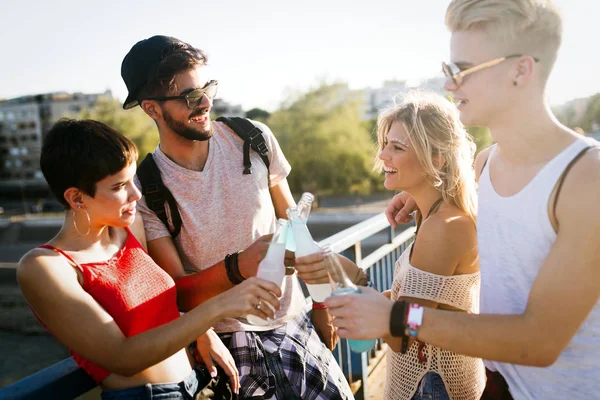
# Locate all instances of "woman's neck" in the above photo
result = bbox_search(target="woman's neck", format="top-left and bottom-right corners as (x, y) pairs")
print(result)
(56, 211), (115, 252)
(407, 185), (444, 221)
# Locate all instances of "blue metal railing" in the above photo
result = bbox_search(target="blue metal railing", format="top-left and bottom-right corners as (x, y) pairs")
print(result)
(318, 214), (415, 399)
(1, 213), (415, 400)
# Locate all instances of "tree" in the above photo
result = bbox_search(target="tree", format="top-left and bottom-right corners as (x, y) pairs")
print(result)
(467, 126), (492, 155)
(580, 94), (600, 132)
(78, 98), (158, 159)
(267, 83), (381, 197)
(246, 108), (271, 123)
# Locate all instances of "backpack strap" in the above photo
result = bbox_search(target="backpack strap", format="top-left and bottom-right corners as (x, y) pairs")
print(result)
(216, 116), (270, 174)
(136, 153), (182, 239)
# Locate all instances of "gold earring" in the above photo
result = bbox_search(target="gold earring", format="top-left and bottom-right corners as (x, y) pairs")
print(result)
(73, 206), (91, 236)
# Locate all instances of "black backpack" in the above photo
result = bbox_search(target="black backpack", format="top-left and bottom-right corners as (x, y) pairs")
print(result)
(136, 117), (270, 239)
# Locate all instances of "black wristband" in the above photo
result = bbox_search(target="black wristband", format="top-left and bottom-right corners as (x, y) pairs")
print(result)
(225, 252), (245, 285)
(390, 300), (409, 352)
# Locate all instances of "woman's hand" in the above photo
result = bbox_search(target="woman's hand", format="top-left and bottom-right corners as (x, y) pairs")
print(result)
(295, 250), (363, 285)
(294, 251), (330, 284)
(194, 329), (239, 394)
(386, 192), (417, 227)
(218, 277), (282, 320)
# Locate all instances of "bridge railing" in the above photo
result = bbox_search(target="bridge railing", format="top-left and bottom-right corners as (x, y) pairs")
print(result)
(1, 213), (415, 400)
(319, 214), (415, 399)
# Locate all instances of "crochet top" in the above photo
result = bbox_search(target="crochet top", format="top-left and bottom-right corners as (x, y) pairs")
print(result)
(384, 242), (486, 400)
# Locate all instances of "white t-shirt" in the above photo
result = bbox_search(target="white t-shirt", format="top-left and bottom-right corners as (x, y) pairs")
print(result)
(136, 120), (307, 333)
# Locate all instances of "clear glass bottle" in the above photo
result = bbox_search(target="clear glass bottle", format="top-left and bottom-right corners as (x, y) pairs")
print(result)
(286, 192), (315, 252)
(322, 245), (377, 353)
(297, 192), (315, 222)
(287, 206), (332, 302)
(246, 219), (288, 326)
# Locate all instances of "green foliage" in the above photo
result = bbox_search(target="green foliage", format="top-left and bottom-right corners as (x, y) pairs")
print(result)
(553, 93), (600, 134)
(467, 126), (492, 155)
(580, 94), (600, 132)
(246, 108), (271, 123)
(78, 98), (158, 160)
(267, 83), (381, 196)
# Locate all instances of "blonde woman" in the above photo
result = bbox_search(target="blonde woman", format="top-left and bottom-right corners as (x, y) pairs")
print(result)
(296, 90), (485, 399)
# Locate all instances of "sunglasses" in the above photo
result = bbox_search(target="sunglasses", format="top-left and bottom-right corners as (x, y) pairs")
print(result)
(146, 80), (219, 109)
(442, 55), (539, 87)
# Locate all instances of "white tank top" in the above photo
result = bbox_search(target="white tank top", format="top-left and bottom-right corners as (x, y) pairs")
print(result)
(477, 139), (600, 399)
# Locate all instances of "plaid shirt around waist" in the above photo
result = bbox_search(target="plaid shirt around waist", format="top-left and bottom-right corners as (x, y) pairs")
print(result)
(219, 312), (353, 400)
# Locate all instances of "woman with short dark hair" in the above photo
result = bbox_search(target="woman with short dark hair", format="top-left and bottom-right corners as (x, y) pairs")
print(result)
(18, 118), (281, 399)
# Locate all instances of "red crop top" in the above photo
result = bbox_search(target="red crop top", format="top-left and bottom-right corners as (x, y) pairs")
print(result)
(36, 228), (180, 383)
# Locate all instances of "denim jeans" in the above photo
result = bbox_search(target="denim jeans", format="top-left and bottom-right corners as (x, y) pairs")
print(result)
(411, 372), (450, 400)
(101, 368), (209, 400)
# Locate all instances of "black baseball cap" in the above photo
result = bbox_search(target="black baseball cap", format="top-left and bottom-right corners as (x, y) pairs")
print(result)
(121, 35), (181, 110)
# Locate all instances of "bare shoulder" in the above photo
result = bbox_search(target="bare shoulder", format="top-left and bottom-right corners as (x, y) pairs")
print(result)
(411, 207), (477, 276)
(474, 145), (494, 182)
(421, 209), (477, 252)
(17, 247), (79, 291)
(556, 147), (600, 227)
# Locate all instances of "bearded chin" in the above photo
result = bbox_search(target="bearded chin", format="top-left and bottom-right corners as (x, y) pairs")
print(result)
(163, 111), (213, 142)
(174, 126), (212, 141)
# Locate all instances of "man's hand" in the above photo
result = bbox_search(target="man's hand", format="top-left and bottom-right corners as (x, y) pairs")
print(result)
(324, 286), (393, 340)
(386, 192), (417, 228)
(237, 234), (272, 279)
(311, 308), (338, 351)
(194, 329), (239, 394)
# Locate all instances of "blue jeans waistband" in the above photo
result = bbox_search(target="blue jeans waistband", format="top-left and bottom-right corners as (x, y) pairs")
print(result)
(101, 368), (205, 400)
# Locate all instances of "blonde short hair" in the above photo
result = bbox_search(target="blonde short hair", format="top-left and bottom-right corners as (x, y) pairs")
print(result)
(375, 90), (477, 220)
(446, 0), (563, 81)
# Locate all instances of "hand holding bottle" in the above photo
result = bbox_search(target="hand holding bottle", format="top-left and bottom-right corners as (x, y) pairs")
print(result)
(294, 251), (330, 285)
(322, 245), (377, 353)
(237, 234), (273, 279)
(217, 277), (282, 320)
(247, 219), (288, 326)
(287, 206), (331, 301)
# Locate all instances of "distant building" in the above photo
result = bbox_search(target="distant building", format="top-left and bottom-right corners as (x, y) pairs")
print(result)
(362, 77), (446, 120)
(212, 98), (244, 118)
(0, 91), (111, 194)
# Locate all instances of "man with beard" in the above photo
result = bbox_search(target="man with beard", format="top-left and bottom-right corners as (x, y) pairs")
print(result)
(120, 36), (353, 400)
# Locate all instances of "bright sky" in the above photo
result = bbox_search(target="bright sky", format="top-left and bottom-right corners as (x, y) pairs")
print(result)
(0, 0), (596, 112)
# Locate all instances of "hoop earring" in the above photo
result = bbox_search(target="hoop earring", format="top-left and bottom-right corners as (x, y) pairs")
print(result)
(73, 207), (91, 236)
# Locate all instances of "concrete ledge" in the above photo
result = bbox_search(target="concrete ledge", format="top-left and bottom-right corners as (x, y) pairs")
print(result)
(0, 262), (17, 283)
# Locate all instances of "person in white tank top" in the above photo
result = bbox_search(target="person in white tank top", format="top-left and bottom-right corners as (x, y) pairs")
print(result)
(324, 1), (600, 399)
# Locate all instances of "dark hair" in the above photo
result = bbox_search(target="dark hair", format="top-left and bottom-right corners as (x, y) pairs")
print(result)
(40, 119), (138, 208)
(137, 41), (208, 101)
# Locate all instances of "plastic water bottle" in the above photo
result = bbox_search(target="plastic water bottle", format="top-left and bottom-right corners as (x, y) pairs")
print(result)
(322, 245), (377, 353)
(246, 219), (287, 326)
(287, 207), (332, 302)
(286, 192), (315, 252)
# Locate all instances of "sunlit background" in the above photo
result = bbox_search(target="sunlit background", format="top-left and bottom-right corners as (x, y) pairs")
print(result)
(0, 0), (596, 110)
